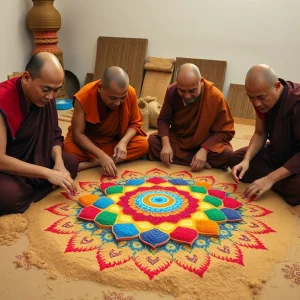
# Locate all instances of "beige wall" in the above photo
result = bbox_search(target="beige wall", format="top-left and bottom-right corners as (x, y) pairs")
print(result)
(56, 0), (300, 96)
(3, 0), (299, 96)
(0, 0), (33, 81)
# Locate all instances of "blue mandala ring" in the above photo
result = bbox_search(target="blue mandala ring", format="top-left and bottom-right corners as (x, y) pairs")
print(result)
(134, 190), (183, 213)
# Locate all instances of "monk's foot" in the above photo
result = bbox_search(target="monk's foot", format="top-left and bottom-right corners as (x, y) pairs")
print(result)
(78, 160), (100, 171)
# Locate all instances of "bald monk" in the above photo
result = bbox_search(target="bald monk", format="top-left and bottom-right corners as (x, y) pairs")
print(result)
(0, 52), (78, 216)
(230, 65), (300, 205)
(148, 63), (235, 171)
(64, 66), (148, 176)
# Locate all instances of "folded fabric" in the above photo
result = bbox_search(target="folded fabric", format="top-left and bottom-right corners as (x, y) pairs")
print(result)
(144, 57), (175, 73)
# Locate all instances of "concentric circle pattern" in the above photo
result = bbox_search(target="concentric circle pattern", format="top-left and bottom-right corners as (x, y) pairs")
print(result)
(45, 168), (275, 280)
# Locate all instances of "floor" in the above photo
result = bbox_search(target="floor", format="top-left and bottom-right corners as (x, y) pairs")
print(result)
(1, 114), (300, 300)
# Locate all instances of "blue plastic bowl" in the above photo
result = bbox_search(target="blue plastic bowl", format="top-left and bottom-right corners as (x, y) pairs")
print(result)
(56, 99), (73, 110)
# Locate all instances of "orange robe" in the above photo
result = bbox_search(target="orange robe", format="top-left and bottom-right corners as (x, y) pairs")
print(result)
(64, 80), (148, 162)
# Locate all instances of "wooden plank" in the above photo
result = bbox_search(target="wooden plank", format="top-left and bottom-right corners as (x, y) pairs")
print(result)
(227, 84), (256, 120)
(93, 37), (148, 96)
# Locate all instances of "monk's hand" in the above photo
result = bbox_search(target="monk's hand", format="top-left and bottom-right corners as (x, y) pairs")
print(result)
(231, 159), (250, 183)
(113, 142), (127, 164)
(160, 144), (173, 167)
(46, 169), (77, 195)
(243, 175), (275, 201)
(53, 162), (71, 176)
(52, 161), (71, 190)
(190, 148), (211, 172)
(99, 153), (118, 177)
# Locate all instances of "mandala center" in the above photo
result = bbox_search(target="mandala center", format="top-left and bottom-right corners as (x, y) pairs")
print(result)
(134, 190), (184, 213)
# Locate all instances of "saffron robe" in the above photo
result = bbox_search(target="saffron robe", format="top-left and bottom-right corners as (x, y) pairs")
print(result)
(64, 80), (148, 161)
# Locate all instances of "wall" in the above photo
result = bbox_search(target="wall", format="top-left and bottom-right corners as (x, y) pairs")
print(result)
(0, 0), (33, 81)
(55, 0), (300, 96)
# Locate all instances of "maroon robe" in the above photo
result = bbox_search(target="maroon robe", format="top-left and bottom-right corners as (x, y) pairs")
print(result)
(0, 77), (78, 215)
(230, 79), (300, 205)
(148, 79), (234, 168)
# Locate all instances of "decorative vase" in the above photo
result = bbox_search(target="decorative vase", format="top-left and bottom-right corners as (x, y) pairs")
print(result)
(27, 0), (68, 100)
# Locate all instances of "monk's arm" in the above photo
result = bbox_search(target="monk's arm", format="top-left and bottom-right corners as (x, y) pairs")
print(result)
(0, 114), (53, 178)
(71, 99), (106, 159)
(51, 145), (64, 165)
(275, 104), (300, 177)
(119, 128), (137, 145)
(243, 115), (267, 162)
(52, 104), (64, 164)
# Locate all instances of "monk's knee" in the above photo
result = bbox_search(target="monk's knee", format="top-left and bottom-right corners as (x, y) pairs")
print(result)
(0, 176), (31, 215)
(273, 176), (300, 206)
(62, 152), (79, 179)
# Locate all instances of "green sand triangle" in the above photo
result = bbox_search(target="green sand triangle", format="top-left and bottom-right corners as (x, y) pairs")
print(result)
(95, 211), (118, 226)
(190, 185), (207, 194)
(203, 195), (223, 207)
(204, 208), (227, 222)
(106, 185), (124, 195)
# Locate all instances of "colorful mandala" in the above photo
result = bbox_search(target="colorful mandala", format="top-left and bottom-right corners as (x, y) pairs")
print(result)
(45, 168), (275, 279)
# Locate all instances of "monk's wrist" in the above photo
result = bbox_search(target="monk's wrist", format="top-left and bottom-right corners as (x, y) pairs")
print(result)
(243, 157), (251, 163)
(161, 136), (170, 147)
(97, 150), (106, 160)
(40, 167), (53, 180)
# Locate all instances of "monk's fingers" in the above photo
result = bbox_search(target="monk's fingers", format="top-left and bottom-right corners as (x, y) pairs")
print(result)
(60, 182), (72, 194)
(239, 167), (247, 179)
(161, 153), (170, 166)
(190, 156), (195, 167)
(231, 166), (240, 182)
(112, 163), (118, 176)
(170, 152), (173, 163)
(191, 160), (205, 172)
(244, 184), (258, 199)
(204, 162), (211, 169)
(106, 164), (117, 177)
(114, 155), (120, 164)
(63, 178), (76, 193)
(121, 151), (127, 160)
(105, 162), (118, 177)
(252, 190), (264, 201)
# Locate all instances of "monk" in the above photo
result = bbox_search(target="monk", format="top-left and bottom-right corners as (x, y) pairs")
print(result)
(148, 63), (235, 171)
(230, 64), (300, 205)
(64, 66), (148, 176)
(0, 52), (78, 216)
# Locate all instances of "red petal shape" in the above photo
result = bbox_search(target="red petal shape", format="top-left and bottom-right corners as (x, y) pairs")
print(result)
(223, 196), (242, 209)
(170, 226), (198, 246)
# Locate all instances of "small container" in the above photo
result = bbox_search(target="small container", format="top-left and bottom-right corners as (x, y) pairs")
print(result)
(56, 99), (73, 110)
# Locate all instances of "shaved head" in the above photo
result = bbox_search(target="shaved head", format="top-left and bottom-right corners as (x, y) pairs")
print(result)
(245, 64), (283, 113)
(175, 64), (202, 104)
(176, 63), (201, 81)
(245, 64), (278, 88)
(25, 52), (63, 79)
(22, 52), (64, 107)
(102, 66), (129, 89)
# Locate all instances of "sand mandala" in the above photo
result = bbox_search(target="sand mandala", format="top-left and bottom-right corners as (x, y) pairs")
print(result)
(44, 168), (275, 280)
